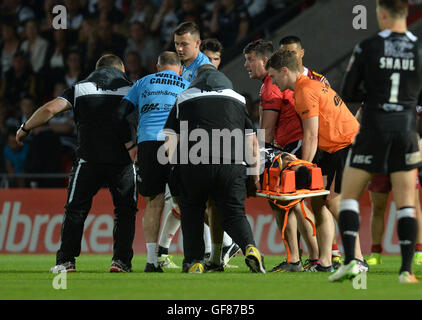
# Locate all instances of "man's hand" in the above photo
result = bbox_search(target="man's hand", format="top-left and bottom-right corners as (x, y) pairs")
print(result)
(125, 141), (138, 163)
(16, 128), (29, 146)
(128, 145), (138, 163)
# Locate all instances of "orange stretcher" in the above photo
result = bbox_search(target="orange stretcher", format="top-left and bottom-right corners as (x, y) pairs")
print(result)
(255, 154), (329, 263)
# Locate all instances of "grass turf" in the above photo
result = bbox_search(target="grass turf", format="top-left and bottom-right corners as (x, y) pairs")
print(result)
(0, 254), (421, 300)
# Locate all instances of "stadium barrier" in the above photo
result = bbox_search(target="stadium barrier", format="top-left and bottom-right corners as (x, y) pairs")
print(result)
(0, 188), (406, 255)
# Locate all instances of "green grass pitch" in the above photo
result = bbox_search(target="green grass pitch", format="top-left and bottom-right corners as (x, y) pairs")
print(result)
(0, 254), (421, 300)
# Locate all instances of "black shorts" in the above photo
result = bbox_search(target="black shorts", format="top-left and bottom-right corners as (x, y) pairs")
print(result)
(316, 145), (351, 194)
(348, 130), (422, 174)
(137, 141), (169, 197)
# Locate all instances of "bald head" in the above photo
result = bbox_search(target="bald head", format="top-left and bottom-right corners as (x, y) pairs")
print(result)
(156, 51), (182, 75)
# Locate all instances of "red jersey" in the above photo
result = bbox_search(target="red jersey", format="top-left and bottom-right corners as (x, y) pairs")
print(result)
(260, 67), (328, 148)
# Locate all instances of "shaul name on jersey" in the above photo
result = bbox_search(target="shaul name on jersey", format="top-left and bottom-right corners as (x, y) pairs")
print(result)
(379, 56), (415, 70)
(150, 72), (187, 89)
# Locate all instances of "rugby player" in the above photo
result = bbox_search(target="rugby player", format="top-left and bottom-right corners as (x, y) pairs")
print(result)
(329, 0), (422, 283)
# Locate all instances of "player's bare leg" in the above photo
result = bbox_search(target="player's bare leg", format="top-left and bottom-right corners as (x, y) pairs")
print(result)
(391, 170), (418, 281)
(293, 204), (319, 261)
(144, 193), (165, 269)
(367, 191), (389, 264)
(310, 196), (335, 268)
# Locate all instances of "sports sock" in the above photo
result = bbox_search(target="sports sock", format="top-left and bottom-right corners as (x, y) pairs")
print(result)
(210, 243), (223, 265)
(397, 207), (417, 274)
(415, 243), (422, 252)
(204, 224), (211, 254)
(222, 232), (233, 247)
(371, 244), (382, 253)
(158, 200), (181, 250)
(157, 245), (168, 256)
(338, 199), (360, 265)
(146, 243), (157, 266)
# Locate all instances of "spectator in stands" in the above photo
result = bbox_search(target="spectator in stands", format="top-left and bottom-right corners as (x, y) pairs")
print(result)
(242, 0), (268, 27)
(0, 50), (38, 105)
(210, 0), (250, 48)
(177, 0), (203, 25)
(124, 51), (147, 82)
(59, 49), (85, 88)
(125, 22), (161, 74)
(4, 127), (29, 188)
(64, 0), (84, 30)
(150, 0), (180, 50)
(1, 22), (21, 76)
(89, 19), (127, 67)
(96, 0), (125, 31)
(20, 19), (49, 73)
(1, 0), (36, 34)
(45, 29), (68, 72)
(18, 95), (37, 124)
(129, 0), (156, 26)
(77, 20), (97, 71)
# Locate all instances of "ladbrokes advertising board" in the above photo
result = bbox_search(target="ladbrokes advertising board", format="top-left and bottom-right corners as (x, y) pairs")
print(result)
(0, 189), (402, 254)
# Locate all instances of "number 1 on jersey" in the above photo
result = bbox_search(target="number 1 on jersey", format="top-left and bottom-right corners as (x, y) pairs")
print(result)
(389, 73), (400, 103)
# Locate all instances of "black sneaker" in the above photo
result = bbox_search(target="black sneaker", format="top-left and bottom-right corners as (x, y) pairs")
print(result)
(270, 260), (303, 272)
(144, 263), (164, 273)
(222, 243), (241, 266)
(303, 259), (319, 271)
(205, 261), (224, 272)
(305, 263), (334, 272)
(110, 260), (133, 273)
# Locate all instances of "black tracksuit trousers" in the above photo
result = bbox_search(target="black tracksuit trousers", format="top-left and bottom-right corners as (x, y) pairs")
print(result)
(56, 159), (138, 267)
(179, 164), (256, 264)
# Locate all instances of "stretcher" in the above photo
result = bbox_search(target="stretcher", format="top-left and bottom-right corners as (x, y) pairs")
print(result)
(255, 153), (329, 263)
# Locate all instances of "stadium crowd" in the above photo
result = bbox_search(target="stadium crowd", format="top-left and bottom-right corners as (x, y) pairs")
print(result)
(0, 0), (312, 188)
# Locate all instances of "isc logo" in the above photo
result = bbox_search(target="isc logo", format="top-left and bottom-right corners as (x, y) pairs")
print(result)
(141, 103), (159, 114)
(352, 155), (373, 164)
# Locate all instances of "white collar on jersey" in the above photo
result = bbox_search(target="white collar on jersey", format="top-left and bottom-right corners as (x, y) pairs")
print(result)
(302, 66), (309, 76)
(379, 29), (418, 42)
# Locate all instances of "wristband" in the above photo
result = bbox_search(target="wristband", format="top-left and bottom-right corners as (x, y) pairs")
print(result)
(20, 122), (31, 134)
(126, 143), (137, 151)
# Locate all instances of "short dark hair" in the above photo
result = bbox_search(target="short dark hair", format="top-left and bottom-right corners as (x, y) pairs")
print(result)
(200, 38), (224, 54)
(295, 166), (312, 190)
(95, 54), (124, 69)
(243, 39), (274, 59)
(265, 50), (300, 72)
(378, 0), (408, 18)
(279, 35), (303, 48)
(174, 21), (200, 38)
(157, 51), (181, 66)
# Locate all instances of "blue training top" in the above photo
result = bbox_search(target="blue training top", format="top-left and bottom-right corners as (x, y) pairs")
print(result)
(123, 70), (190, 143)
(181, 51), (213, 82)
